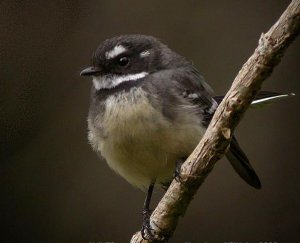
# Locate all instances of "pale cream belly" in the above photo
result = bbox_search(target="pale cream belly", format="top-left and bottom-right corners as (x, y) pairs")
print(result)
(88, 88), (205, 190)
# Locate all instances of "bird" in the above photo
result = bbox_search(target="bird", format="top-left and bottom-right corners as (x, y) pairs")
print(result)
(80, 34), (294, 239)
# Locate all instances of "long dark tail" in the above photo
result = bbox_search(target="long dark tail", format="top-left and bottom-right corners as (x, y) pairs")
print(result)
(226, 136), (261, 189)
(213, 91), (294, 189)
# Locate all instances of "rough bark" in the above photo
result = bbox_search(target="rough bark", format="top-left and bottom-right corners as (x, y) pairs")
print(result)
(131, 0), (300, 242)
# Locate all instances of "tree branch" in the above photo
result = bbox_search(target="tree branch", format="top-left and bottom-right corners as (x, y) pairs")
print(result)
(131, 0), (300, 242)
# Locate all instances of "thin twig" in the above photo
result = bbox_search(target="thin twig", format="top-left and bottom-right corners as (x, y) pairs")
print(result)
(131, 0), (300, 242)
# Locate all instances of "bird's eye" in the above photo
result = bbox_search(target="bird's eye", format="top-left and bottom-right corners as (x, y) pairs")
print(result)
(117, 56), (129, 66)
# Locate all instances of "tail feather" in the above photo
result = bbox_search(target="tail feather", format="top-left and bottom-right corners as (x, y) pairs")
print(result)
(213, 91), (295, 106)
(226, 136), (261, 189)
(212, 90), (294, 189)
(251, 91), (295, 107)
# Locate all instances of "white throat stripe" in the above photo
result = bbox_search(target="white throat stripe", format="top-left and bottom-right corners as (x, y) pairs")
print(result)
(92, 72), (149, 90)
(105, 45), (126, 59)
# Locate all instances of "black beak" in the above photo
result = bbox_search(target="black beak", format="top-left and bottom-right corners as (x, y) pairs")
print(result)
(80, 66), (102, 76)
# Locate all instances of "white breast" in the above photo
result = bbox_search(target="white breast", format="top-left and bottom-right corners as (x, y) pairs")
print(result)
(88, 87), (205, 190)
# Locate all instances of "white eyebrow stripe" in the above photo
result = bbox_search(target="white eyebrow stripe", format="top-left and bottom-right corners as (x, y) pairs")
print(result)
(92, 72), (149, 90)
(105, 45), (127, 59)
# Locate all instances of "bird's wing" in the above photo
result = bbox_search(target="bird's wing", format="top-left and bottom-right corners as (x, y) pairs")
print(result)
(145, 67), (217, 126)
(170, 67), (218, 126)
(164, 67), (261, 189)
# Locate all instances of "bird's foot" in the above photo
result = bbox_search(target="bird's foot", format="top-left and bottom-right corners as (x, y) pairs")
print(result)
(141, 208), (155, 240)
(174, 158), (185, 183)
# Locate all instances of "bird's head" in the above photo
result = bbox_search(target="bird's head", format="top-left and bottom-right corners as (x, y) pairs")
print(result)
(80, 35), (188, 90)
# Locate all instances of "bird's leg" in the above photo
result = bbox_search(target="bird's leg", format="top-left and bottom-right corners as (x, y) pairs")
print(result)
(141, 182), (155, 240)
(174, 157), (186, 183)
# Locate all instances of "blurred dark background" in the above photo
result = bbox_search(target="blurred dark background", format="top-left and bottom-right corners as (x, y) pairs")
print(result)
(1, 1), (299, 242)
